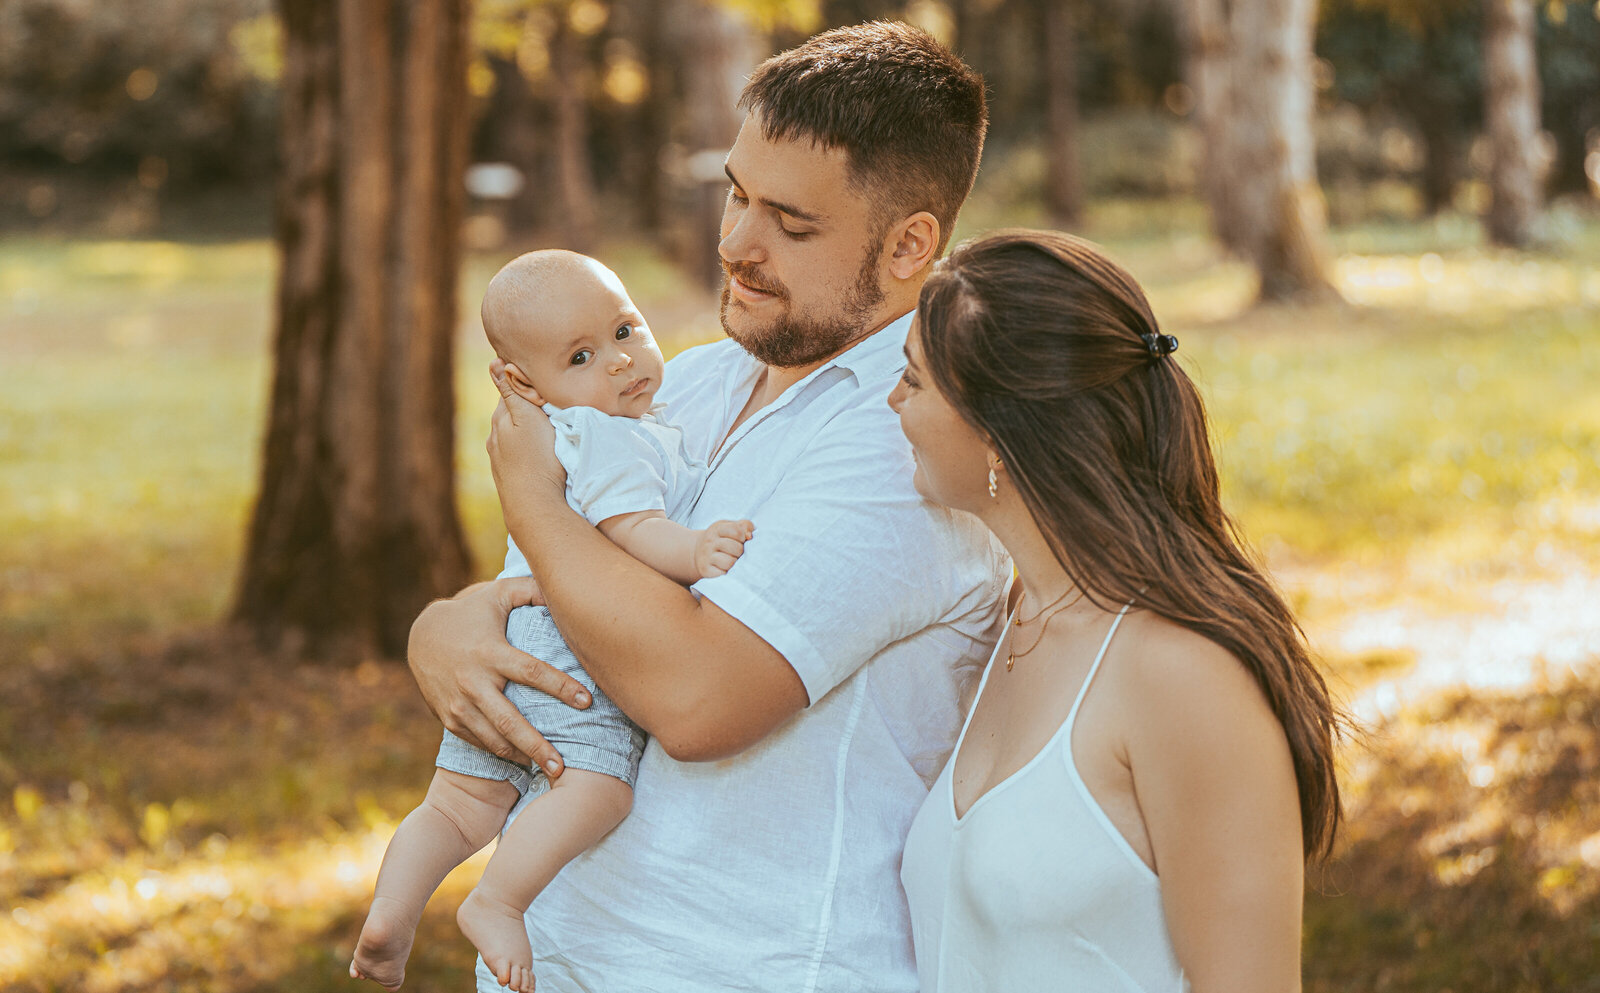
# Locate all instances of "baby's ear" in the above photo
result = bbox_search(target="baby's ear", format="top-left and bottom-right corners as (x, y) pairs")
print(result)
(502, 363), (546, 406)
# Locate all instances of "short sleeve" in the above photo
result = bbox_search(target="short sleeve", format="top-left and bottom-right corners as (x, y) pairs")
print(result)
(691, 400), (1001, 706)
(547, 405), (671, 526)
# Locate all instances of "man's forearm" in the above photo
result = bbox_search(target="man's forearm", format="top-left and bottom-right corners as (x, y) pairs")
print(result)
(508, 492), (805, 760)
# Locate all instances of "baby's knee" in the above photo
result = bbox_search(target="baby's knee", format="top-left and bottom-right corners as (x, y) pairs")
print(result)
(425, 769), (520, 844)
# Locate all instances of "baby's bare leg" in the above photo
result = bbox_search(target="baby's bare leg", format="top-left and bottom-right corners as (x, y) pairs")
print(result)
(457, 769), (633, 992)
(351, 769), (519, 991)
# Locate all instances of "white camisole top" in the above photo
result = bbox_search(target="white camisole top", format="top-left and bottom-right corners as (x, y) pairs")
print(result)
(900, 604), (1189, 992)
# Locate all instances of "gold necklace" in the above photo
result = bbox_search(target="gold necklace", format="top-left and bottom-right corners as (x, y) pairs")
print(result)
(1005, 587), (1082, 671)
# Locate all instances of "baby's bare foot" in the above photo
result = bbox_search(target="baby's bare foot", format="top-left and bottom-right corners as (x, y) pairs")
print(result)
(350, 896), (417, 990)
(457, 888), (535, 991)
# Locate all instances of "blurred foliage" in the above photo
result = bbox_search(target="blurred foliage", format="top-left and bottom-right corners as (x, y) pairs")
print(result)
(6, 0), (1597, 237)
(0, 0), (278, 184)
(1317, 0), (1600, 203)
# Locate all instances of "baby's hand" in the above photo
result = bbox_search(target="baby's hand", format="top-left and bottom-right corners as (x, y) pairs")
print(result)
(694, 519), (755, 578)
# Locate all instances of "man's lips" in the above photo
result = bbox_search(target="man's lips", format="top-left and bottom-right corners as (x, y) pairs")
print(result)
(727, 272), (781, 303)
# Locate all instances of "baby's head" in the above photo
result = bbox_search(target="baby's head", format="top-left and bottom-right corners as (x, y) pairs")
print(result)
(482, 250), (665, 416)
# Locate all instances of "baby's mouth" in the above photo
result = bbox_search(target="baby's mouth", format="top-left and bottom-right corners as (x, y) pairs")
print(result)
(621, 377), (651, 398)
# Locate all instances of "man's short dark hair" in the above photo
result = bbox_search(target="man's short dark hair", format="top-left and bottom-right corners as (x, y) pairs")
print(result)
(739, 21), (987, 255)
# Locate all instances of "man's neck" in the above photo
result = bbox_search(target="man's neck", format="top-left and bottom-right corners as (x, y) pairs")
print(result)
(727, 306), (911, 437)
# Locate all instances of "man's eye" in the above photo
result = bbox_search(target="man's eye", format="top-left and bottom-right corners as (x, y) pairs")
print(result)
(615, 323), (633, 340)
(728, 187), (748, 205)
(780, 227), (812, 240)
(570, 349), (593, 366)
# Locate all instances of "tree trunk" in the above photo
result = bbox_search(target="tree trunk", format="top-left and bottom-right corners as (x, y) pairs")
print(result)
(1181, 0), (1245, 252)
(235, 0), (473, 660)
(1416, 102), (1464, 216)
(484, 53), (548, 235)
(1042, 0), (1084, 228)
(1226, 0), (1337, 303)
(550, 8), (599, 252)
(677, 0), (759, 289)
(1483, 0), (1543, 248)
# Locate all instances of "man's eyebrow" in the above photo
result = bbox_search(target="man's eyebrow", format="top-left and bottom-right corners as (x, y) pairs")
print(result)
(724, 164), (825, 225)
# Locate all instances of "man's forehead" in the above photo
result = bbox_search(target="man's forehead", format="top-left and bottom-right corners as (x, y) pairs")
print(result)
(725, 117), (860, 218)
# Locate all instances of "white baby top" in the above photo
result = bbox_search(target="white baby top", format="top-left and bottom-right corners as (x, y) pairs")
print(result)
(499, 403), (704, 579)
(486, 312), (1011, 993)
(900, 604), (1190, 993)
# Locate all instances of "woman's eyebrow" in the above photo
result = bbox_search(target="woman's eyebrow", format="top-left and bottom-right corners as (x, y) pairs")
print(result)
(724, 164), (824, 224)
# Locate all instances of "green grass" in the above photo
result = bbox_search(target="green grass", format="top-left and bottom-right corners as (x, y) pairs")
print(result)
(2, 205), (1599, 991)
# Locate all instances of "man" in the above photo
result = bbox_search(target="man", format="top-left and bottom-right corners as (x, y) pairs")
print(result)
(410, 21), (1006, 992)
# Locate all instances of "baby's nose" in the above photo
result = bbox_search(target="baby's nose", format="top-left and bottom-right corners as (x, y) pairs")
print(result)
(610, 350), (634, 372)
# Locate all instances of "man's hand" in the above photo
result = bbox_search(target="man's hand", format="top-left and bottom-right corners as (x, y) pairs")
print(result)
(487, 358), (565, 535)
(407, 577), (592, 778)
(694, 519), (755, 578)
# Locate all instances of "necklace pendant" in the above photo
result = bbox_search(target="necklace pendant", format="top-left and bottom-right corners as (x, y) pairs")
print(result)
(1005, 652), (1015, 672)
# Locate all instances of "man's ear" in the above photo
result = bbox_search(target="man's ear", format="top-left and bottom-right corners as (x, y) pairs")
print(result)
(887, 211), (940, 281)
(502, 363), (546, 406)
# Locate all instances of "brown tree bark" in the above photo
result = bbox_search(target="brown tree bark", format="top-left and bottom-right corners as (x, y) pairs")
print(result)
(677, 0), (759, 289)
(234, 0), (473, 659)
(1483, 0), (1544, 248)
(1180, 0), (1245, 252)
(1224, 0), (1338, 303)
(1042, 0), (1084, 228)
(549, 5), (599, 252)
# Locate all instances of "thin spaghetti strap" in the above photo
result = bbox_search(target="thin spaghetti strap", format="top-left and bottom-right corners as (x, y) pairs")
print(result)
(1064, 602), (1135, 726)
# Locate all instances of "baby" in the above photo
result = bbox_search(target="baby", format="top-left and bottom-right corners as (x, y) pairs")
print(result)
(350, 250), (753, 991)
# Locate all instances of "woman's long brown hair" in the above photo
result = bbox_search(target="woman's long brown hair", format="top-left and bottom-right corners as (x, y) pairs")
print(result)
(918, 228), (1344, 861)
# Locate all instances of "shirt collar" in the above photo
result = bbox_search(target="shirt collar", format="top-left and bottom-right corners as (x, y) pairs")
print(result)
(828, 309), (914, 382)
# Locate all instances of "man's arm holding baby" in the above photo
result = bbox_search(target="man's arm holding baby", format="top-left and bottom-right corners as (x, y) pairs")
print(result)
(410, 370), (808, 770)
(598, 513), (755, 585)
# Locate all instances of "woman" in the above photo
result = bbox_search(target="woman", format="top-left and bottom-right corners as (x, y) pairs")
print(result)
(891, 229), (1343, 992)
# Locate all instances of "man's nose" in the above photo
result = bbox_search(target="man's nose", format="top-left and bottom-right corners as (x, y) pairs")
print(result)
(718, 207), (763, 265)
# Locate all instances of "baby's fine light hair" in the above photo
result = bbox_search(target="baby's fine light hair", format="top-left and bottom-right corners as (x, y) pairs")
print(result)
(481, 249), (614, 355)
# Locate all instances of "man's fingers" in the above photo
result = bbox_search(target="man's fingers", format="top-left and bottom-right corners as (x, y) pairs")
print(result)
(497, 648), (592, 711)
(490, 357), (515, 399)
(493, 575), (546, 610)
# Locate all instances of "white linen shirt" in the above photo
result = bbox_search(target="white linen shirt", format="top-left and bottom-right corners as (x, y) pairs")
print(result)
(499, 403), (705, 579)
(483, 311), (1010, 993)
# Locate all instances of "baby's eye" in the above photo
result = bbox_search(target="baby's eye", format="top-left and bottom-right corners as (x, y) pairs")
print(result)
(615, 323), (633, 340)
(570, 349), (594, 366)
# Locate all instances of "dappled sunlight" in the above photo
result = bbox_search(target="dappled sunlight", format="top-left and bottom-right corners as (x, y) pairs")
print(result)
(1306, 666), (1600, 990)
(1335, 251), (1600, 313)
(0, 811), (489, 992)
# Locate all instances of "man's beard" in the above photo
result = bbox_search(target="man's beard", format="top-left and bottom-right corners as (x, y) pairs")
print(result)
(719, 242), (886, 368)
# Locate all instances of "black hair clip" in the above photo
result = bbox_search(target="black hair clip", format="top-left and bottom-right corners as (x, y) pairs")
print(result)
(1141, 332), (1179, 359)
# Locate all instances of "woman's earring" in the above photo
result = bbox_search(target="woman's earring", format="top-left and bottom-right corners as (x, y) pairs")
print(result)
(988, 465), (999, 499)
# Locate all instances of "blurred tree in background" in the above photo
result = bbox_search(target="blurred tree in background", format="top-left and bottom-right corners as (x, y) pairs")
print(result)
(232, 0), (474, 658)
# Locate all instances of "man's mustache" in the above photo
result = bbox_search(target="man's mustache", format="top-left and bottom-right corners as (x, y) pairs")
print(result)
(722, 261), (788, 300)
